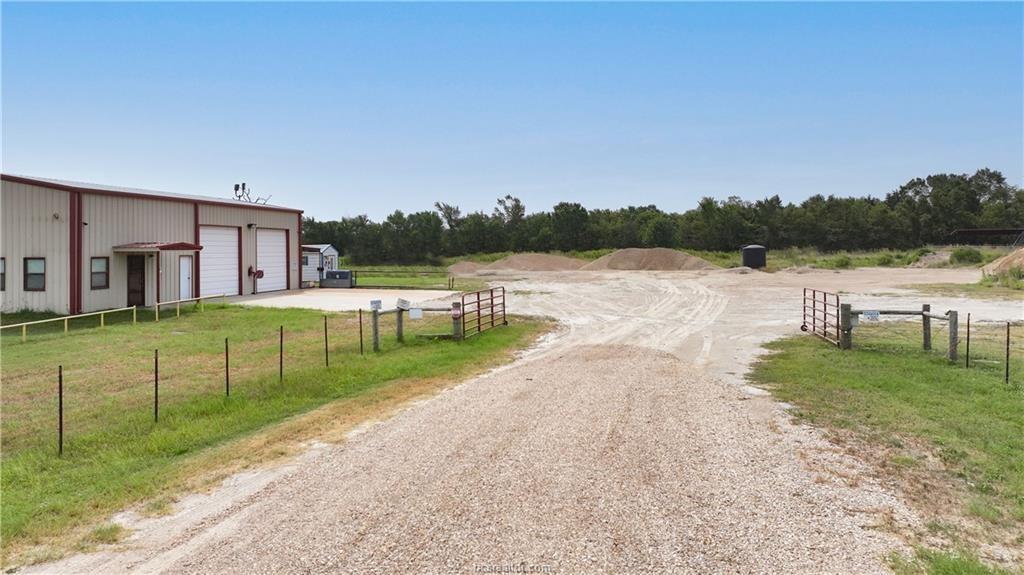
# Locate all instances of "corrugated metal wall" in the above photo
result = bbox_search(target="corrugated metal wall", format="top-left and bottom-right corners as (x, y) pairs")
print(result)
(81, 194), (193, 311)
(2, 179), (301, 314)
(200, 205), (300, 295)
(0, 181), (72, 313)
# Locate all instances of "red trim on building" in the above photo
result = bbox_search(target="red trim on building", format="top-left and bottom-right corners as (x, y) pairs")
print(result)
(75, 192), (84, 314)
(237, 227), (243, 296)
(1, 174), (302, 214)
(296, 213), (302, 290)
(193, 203), (200, 298)
(68, 192), (78, 314)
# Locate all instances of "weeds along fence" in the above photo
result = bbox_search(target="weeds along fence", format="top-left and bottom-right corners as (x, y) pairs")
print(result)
(0, 294), (228, 342)
(801, 288), (1019, 385)
(3, 290), (509, 458)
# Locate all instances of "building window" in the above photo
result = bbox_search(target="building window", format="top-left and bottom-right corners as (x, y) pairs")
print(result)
(302, 256), (309, 266)
(0, 258), (5, 291)
(24, 258), (45, 291)
(91, 257), (109, 289)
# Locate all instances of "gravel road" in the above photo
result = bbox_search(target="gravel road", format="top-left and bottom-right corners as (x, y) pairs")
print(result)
(29, 267), (1019, 574)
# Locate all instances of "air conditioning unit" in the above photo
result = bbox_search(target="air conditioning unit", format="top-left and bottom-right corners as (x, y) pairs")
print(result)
(320, 269), (354, 288)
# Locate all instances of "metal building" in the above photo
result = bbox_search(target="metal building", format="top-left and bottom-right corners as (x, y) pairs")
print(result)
(1, 174), (303, 314)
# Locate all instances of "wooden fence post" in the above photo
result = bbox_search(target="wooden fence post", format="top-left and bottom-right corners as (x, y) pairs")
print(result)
(922, 304), (931, 351)
(839, 303), (852, 350)
(372, 309), (380, 352)
(396, 309), (404, 343)
(947, 310), (958, 362)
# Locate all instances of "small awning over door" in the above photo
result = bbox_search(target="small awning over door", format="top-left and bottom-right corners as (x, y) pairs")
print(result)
(113, 242), (203, 253)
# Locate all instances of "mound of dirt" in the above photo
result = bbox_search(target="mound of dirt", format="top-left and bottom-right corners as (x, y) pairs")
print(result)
(485, 253), (587, 271)
(581, 248), (718, 271)
(983, 248), (1024, 275)
(447, 261), (483, 274)
(910, 251), (950, 268)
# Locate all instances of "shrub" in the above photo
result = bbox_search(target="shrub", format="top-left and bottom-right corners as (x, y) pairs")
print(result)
(875, 253), (895, 267)
(950, 247), (983, 264)
(830, 255), (852, 269)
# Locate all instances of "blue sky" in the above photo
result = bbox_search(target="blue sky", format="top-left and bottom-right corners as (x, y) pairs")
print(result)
(3, 2), (1022, 220)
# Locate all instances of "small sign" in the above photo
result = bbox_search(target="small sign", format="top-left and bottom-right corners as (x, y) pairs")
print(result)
(370, 299), (382, 311)
(409, 308), (423, 320)
(396, 298), (411, 311)
(863, 310), (880, 321)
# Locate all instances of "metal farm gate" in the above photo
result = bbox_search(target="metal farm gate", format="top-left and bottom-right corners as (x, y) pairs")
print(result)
(461, 287), (507, 338)
(801, 288), (840, 346)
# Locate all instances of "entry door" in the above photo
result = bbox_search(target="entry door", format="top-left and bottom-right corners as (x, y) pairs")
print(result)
(127, 255), (146, 306)
(179, 255), (193, 300)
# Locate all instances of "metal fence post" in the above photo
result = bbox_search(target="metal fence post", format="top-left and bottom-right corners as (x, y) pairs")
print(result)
(839, 303), (852, 350)
(58, 365), (64, 456)
(324, 315), (330, 367)
(154, 349), (159, 422)
(372, 309), (380, 352)
(922, 304), (931, 351)
(965, 312), (971, 368)
(359, 309), (364, 356)
(452, 302), (463, 341)
(396, 309), (404, 343)
(1007, 322), (1012, 386)
(279, 326), (284, 381)
(225, 337), (230, 397)
(947, 310), (958, 362)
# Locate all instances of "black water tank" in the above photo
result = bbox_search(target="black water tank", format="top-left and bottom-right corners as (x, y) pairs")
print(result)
(741, 245), (766, 269)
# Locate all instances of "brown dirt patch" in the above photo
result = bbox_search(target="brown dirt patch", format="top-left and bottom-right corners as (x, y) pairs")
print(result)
(983, 248), (1024, 275)
(485, 253), (586, 271)
(447, 261), (483, 274)
(581, 248), (718, 271)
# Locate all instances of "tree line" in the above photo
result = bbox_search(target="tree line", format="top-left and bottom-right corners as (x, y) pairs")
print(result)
(302, 168), (1023, 264)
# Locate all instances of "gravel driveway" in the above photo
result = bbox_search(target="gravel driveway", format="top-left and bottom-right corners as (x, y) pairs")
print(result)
(32, 267), (1016, 574)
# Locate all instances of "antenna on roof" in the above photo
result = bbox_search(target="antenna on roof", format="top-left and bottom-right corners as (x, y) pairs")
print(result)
(233, 182), (270, 205)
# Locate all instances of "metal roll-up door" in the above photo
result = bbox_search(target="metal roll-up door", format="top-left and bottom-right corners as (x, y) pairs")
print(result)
(199, 226), (240, 296)
(256, 228), (288, 292)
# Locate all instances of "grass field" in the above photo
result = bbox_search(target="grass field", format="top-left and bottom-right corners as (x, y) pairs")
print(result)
(751, 322), (1023, 574)
(0, 304), (547, 564)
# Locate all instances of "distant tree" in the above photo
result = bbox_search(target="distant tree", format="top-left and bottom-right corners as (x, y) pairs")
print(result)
(552, 202), (589, 251)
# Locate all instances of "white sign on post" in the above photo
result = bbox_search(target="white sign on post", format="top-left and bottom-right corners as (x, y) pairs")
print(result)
(396, 298), (411, 311)
(409, 308), (423, 320)
(370, 299), (382, 311)
(863, 310), (880, 321)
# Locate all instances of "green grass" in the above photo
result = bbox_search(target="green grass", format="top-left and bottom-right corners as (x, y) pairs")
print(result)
(351, 271), (486, 291)
(1, 304), (207, 339)
(912, 269), (1024, 300)
(892, 548), (1017, 575)
(751, 322), (1023, 573)
(0, 304), (546, 558)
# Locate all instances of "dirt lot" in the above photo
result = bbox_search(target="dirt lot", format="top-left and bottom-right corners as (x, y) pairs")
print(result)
(27, 267), (1020, 574)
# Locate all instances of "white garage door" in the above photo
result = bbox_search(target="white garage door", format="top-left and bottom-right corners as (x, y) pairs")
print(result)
(200, 226), (239, 296)
(256, 228), (288, 292)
